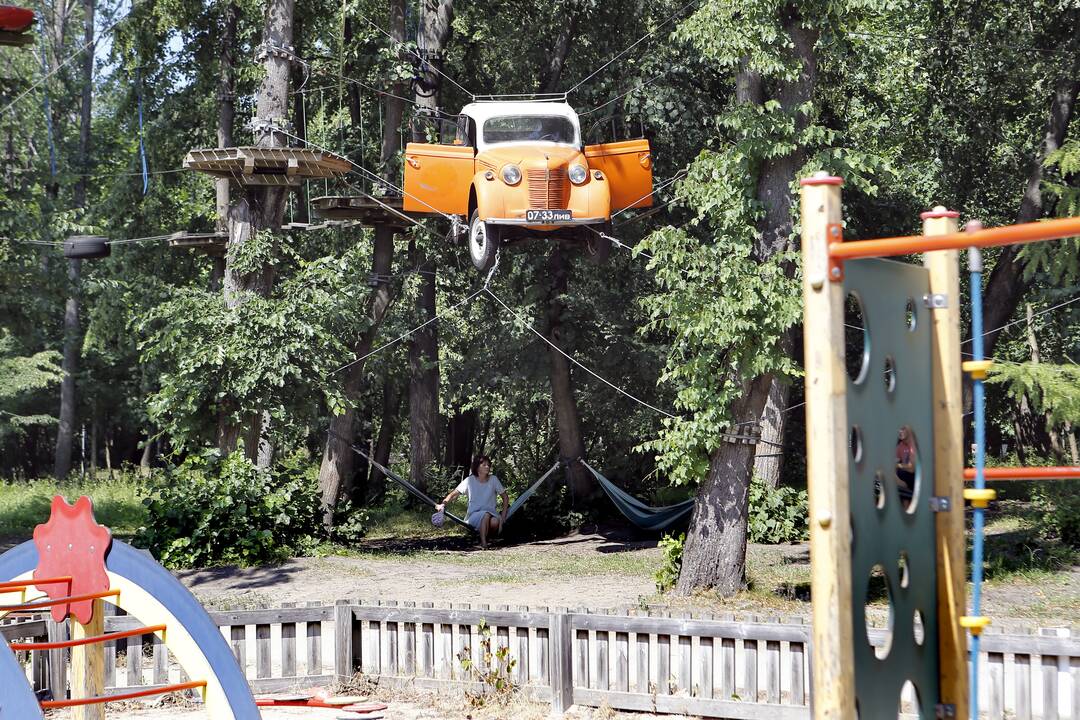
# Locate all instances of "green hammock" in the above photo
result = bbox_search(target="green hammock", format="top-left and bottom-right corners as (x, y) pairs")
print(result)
(577, 458), (694, 531)
(342, 437), (561, 532)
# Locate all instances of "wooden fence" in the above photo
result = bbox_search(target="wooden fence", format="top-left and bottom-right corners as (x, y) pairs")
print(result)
(3, 604), (1078, 718)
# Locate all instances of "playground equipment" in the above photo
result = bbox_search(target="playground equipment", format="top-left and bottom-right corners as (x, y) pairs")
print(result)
(800, 173), (1080, 719)
(0, 5), (34, 47)
(0, 495), (261, 719)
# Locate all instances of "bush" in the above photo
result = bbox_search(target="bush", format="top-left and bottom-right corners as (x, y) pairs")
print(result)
(654, 532), (684, 593)
(1032, 479), (1080, 548)
(748, 475), (808, 544)
(134, 450), (324, 568)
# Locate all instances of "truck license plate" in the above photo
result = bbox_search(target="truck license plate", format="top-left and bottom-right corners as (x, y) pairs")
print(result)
(526, 209), (572, 223)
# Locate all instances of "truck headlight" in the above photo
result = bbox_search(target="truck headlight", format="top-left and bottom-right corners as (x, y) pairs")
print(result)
(501, 164), (521, 185)
(569, 163), (588, 185)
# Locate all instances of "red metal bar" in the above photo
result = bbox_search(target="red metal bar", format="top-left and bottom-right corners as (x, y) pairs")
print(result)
(830, 216), (1080, 260)
(9, 624), (166, 651)
(963, 466), (1080, 481)
(0, 589), (119, 612)
(0, 576), (72, 591)
(40, 680), (206, 708)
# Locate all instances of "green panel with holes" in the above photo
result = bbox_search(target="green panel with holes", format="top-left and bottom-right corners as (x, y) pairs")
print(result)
(844, 258), (938, 719)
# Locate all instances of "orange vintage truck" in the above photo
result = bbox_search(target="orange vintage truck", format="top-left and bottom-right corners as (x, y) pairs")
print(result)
(403, 100), (653, 271)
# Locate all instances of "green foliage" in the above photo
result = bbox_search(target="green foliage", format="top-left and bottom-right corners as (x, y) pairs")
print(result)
(985, 361), (1080, 426)
(0, 330), (62, 439)
(457, 619), (518, 705)
(747, 475), (809, 544)
(134, 451), (323, 568)
(654, 532), (684, 594)
(1031, 480), (1080, 548)
(1021, 139), (1080, 283)
(0, 472), (148, 538)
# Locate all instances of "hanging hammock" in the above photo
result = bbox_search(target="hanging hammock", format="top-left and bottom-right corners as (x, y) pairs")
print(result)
(333, 432), (562, 532)
(577, 458), (694, 531)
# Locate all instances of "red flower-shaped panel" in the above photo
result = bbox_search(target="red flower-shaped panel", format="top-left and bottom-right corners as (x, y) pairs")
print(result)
(32, 496), (112, 623)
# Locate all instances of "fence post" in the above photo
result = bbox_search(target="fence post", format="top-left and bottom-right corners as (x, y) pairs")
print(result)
(334, 600), (354, 681)
(550, 611), (573, 714)
(46, 617), (67, 701)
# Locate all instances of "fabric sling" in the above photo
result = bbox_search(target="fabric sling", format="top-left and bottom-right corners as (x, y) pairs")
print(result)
(577, 458), (694, 531)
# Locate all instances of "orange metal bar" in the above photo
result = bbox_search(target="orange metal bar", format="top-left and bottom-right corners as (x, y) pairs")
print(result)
(40, 680), (206, 708)
(830, 216), (1080, 260)
(0, 576), (71, 591)
(9, 624), (166, 651)
(963, 466), (1080, 481)
(0, 589), (119, 612)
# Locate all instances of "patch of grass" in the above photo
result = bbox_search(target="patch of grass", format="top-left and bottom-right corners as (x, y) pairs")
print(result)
(364, 505), (470, 541)
(0, 472), (147, 539)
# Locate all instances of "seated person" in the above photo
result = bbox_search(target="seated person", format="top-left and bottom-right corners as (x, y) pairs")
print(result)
(436, 455), (509, 549)
(896, 426), (916, 508)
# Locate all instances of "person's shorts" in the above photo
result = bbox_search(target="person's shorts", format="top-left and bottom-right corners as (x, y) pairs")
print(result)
(467, 510), (498, 529)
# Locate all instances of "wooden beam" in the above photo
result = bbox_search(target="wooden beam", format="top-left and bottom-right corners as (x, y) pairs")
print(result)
(799, 173), (855, 720)
(922, 207), (968, 719)
(71, 599), (106, 720)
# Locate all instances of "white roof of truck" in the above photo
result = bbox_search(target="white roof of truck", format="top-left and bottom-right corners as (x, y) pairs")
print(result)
(460, 101), (579, 127)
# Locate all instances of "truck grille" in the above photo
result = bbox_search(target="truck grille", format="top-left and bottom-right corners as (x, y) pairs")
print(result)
(527, 169), (568, 209)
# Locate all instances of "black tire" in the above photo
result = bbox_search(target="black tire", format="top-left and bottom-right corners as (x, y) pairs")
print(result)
(583, 223), (612, 265)
(468, 209), (500, 271)
(63, 235), (111, 260)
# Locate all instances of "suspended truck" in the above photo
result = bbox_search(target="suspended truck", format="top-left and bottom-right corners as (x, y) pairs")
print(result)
(403, 99), (653, 271)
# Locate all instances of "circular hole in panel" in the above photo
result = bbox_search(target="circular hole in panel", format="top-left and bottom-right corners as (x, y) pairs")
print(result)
(913, 609), (925, 646)
(898, 551), (910, 588)
(865, 563), (894, 660)
(874, 470), (886, 510)
(898, 679), (922, 718)
(850, 426), (864, 463)
(895, 425), (921, 514)
(845, 293), (870, 384)
(905, 297), (917, 332)
(884, 355), (897, 393)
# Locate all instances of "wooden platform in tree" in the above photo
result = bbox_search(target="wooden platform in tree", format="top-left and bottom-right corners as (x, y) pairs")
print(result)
(312, 195), (438, 226)
(168, 231), (227, 255)
(0, 30), (33, 47)
(183, 147), (351, 187)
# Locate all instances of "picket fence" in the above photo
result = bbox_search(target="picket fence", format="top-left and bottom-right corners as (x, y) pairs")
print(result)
(3, 602), (1078, 718)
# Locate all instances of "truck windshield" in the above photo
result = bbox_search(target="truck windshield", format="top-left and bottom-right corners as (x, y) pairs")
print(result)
(482, 115), (576, 145)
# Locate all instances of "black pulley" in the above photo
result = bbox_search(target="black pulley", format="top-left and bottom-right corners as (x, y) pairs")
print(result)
(63, 235), (110, 259)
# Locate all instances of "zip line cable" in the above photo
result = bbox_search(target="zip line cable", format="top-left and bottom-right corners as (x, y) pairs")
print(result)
(564, 0), (701, 95)
(579, 70), (669, 116)
(963, 293), (1080, 345)
(484, 286), (678, 420)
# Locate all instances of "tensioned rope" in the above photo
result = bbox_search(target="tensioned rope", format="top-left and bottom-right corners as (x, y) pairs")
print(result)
(354, 12), (473, 98)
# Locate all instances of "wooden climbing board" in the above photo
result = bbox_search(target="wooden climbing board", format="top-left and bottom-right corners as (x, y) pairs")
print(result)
(183, 147), (351, 187)
(312, 195), (433, 226)
(168, 231), (227, 255)
(0, 29), (32, 46)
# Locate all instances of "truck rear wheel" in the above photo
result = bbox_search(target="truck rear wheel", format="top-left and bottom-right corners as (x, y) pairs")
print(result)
(468, 210), (501, 271)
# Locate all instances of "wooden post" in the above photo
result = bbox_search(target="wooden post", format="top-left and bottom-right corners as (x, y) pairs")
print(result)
(334, 600), (355, 681)
(550, 611), (574, 714)
(922, 207), (968, 719)
(800, 172), (855, 719)
(71, 598), (106, 720)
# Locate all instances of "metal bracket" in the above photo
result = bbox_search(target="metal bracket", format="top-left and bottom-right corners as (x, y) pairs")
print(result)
(827, 223), (844, 282)
(923, 293), (948, 309)
(935, 703), (956, 718)
(929, 496), (951, 512)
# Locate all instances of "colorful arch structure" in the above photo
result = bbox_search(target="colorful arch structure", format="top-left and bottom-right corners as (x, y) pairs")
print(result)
(0, 496), (260, 719)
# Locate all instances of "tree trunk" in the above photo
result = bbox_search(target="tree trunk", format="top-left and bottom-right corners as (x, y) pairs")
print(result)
(318, 226), (397, 527)
(73, 0), (93, 209)
(408, 244), (439, 493)
(215, 1), (238, 235)
(443, 405), (476, 471)
(1023, 302), (1061, 457)
(367, 374), (403, 502)
(675, 375), (773, 595)
(219, 0), (295, 459)
(538, 2), (580, 94)
(754, 378), (790, 488)
(978, 79), (1078, 358)
(53, 259), (80, 478)
(675, 9), (817, 596)
(139, 434), (154, 476)
(545, 245), (591, 498)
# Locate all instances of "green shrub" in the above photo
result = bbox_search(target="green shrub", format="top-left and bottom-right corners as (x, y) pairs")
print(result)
(654, 532), (684, 593)
(748, 475), (808, 544)
(134, 450), (323, 568)
(1032, 479), (1080, 548)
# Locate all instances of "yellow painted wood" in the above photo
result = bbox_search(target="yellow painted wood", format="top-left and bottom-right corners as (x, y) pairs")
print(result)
(71, 598), (106, 720)
(922, 212), (968, 720)
(800, 175), (855, 720)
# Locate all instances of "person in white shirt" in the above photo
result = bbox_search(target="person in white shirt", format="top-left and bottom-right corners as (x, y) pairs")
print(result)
(436, 455), (509, 549)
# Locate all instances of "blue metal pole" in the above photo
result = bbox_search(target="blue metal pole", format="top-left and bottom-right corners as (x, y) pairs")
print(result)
(968, 246), (986, 719)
